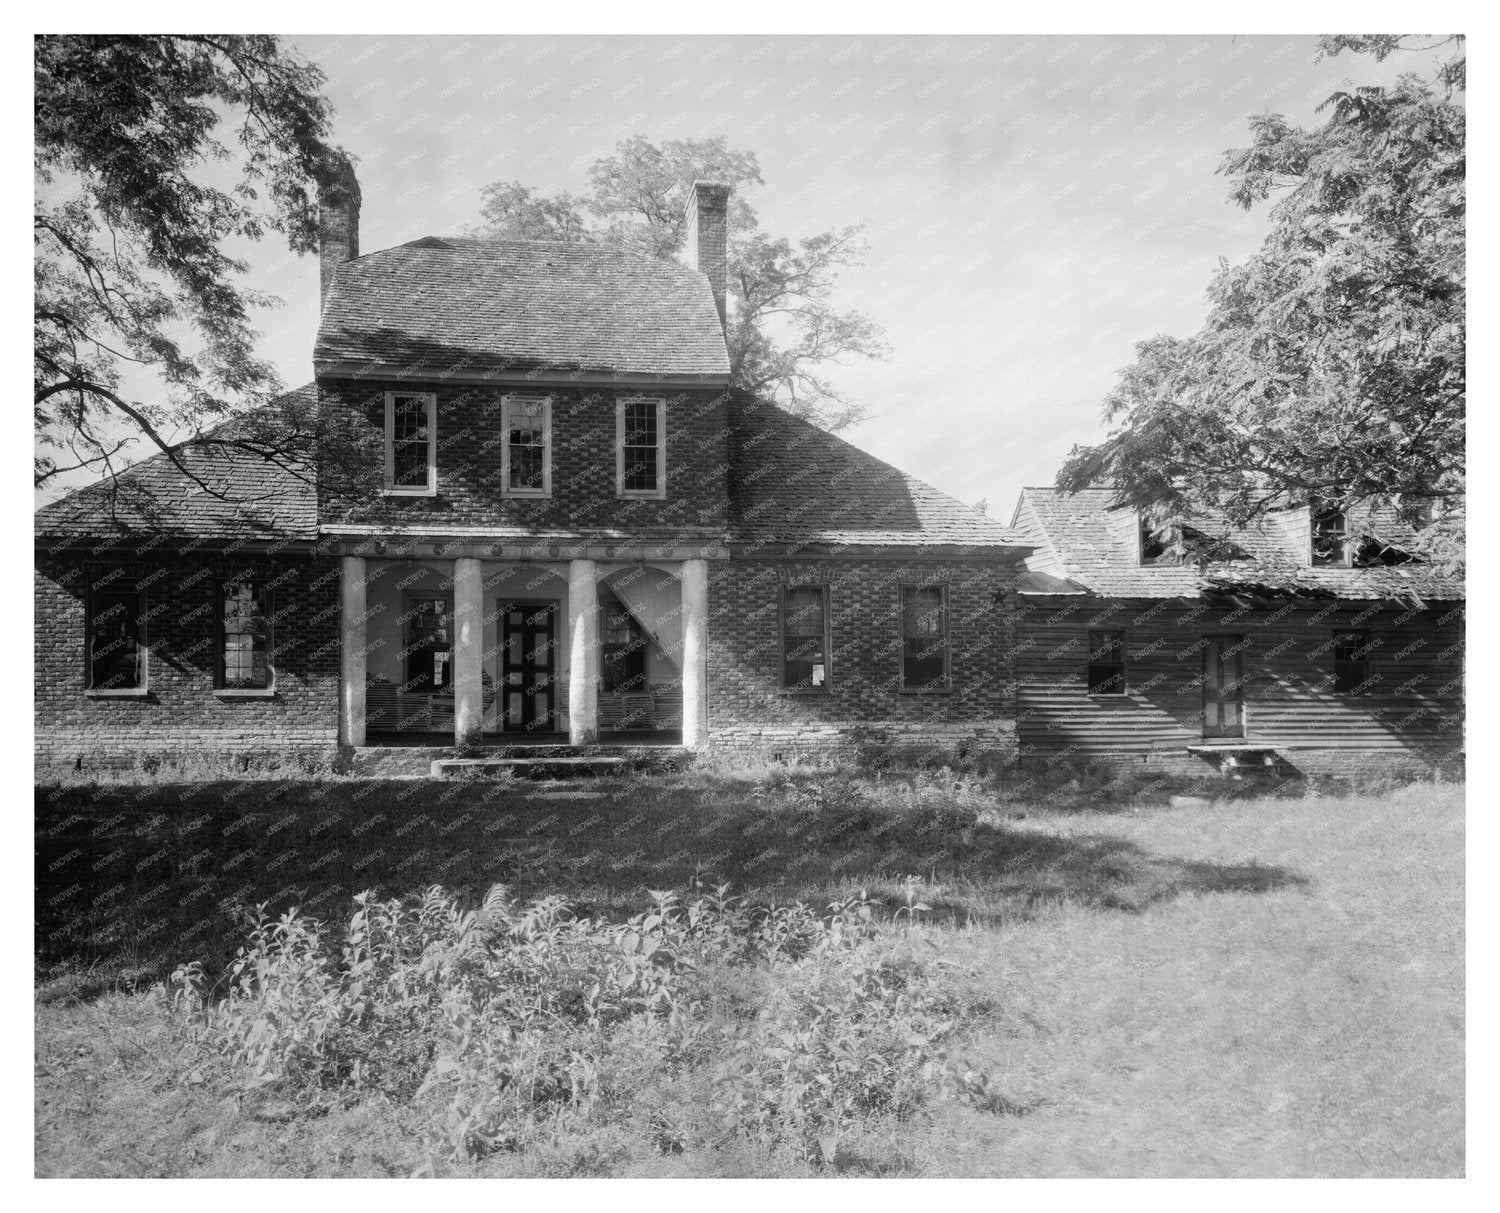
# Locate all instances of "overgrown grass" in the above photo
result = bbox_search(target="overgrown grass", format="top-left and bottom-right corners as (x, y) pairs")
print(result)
(34, 768), (1463, 1176)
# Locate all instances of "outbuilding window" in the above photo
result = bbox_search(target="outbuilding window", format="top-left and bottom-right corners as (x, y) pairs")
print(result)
(1087, 630), (1127, 695)
(1332, 629), (1371, 694)
(900, 584), (949, 691)
(1312, 506), (1351, 566)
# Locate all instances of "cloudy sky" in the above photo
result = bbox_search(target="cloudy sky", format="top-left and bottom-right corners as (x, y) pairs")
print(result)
(42, 33), (1435, 520)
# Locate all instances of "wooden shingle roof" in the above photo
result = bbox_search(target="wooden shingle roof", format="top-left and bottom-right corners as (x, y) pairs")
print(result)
(34, 385), (321, 546)
(728, 396), (1026, 551)
(1015, 486), (1465, 601)
(314, 238), (731, 380)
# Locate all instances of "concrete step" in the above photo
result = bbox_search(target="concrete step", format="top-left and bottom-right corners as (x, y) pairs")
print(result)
(432, 755), (629, 779)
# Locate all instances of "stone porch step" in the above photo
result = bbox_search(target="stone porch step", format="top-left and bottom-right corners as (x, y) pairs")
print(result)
(432, 755), (630, 779)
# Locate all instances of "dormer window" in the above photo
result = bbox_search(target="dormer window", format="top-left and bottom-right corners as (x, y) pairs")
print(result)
(1140, 518), (1174, 565)
(617, 396), (666, 498)
(384, 391), (437, 495)
(1312, 506), (1350, 566)
(501, 395), (551, 497)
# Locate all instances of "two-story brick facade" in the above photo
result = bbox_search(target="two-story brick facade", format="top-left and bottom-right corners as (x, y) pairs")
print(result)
(34, 174), (1031, 773)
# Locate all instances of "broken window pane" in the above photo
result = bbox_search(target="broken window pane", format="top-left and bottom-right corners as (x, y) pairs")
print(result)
(1087, 629), (1127, 695)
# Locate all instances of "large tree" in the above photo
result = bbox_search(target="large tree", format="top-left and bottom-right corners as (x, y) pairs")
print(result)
(34, 35), (363, 503)
(473, 135), (889, 430)
(1058, 36), (1465, 569)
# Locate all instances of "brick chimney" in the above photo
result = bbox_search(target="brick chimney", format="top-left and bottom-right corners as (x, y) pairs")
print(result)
(682, 180), (730, 328)
(318, 162), (361, 306)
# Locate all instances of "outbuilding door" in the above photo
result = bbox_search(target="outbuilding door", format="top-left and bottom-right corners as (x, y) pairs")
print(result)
(1201, 635), (1245, 739)
(499, 600), (558, 733)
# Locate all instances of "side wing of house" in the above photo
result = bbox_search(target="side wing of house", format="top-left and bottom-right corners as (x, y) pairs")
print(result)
(1012, 488), (1465, 776)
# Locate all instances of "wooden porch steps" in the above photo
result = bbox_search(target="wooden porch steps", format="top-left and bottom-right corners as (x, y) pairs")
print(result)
(1186, 744), (1295, 779)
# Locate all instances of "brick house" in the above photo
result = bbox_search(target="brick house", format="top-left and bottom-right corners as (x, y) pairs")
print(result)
(34, 175), (1031, 774)
(1010, 487), (1465, 775)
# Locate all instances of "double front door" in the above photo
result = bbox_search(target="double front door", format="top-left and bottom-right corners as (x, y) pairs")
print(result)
(499, 600), (558, 733)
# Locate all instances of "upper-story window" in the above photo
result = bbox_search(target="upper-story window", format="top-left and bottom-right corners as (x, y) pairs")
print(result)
(617, 396), (666, 498)
(502, 395), (551, 497)
(1140, 518), (1174, 564)
(899, 584), (950, 691)
(87, 581), (146, 695)
(384, 391), (437, 495)
(1311, 505), (1350, 566)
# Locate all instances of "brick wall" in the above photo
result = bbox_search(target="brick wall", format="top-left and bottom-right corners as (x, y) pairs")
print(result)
(706, 555), (1023, 757)
(35, 553), (340, 773)
(318, 379), (731, 537)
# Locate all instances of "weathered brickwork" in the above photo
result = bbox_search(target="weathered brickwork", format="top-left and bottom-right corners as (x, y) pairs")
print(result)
(706, 555), (1024, 757)
(35, 553), (340, 773)
(318, 379), (731, 537)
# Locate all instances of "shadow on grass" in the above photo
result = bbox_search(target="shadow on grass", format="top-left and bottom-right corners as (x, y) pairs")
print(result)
(36, 774), (1309, 1001)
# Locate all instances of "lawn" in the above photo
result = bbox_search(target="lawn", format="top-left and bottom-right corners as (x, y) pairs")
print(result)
(34, 764), (1464, 1177)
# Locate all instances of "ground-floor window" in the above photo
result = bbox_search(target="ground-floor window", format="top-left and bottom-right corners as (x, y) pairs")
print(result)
(782, 584), (829, 691)
(1332, 629), (1371, 694)
(220, 579), (273, 688)
(1087, 629), (1127, 695)
(404, 596), (452, 693)
(900, 584), (949, 691)
(602, 597), (649, 693)
(87, 582), (145, 692)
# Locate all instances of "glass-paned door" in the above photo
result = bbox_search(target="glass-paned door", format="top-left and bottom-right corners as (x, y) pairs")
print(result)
(500, 601), (558, 733)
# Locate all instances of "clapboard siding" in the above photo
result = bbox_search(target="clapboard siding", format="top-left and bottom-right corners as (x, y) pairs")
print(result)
(1016, 597), (1464, 766)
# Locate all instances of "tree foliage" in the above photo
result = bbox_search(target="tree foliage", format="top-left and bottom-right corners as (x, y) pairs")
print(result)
(34, 35), (361, 501)
(473, 136), (889, 430)
(1059, 36), (1465, 568)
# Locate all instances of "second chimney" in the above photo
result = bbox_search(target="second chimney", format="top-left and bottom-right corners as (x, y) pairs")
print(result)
(318, 162), (362, 306)
(682, 180), (730, 328)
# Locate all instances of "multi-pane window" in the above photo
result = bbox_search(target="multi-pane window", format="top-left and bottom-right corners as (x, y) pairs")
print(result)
(1087, 630), (1127, 695)
(1312, 506), (1350, 566)
(617, 397), (665, 496)
(220, 579), (273, 689)
(404, 597), (451, 693)
(385, 392), (436, 492)
(782, 585), (829, 691)
(900, 584), (949, 691)
(503, 396), (550, 496)
(87, 584), (145, 692)
(601, 598), (649, 693)
(1332, 629), (1371, 694)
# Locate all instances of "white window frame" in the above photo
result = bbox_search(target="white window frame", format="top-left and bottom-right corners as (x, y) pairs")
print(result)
(500, 394), (553, 498)
(383, 391), (438, 496)
(616, 396), (667, 499)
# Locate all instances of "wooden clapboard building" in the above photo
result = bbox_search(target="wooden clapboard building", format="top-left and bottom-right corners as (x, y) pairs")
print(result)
(1009, 488), (1464, 776)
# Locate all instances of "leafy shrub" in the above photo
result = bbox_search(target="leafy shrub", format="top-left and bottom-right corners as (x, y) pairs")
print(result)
(170, 881), (998, 1168)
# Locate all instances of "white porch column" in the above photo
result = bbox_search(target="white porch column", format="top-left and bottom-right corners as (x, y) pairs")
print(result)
(681, 558), (709, 748)
(567, 558), (599, 745)
(453, 557), (484, 751)
(339, 555), (367, 747)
